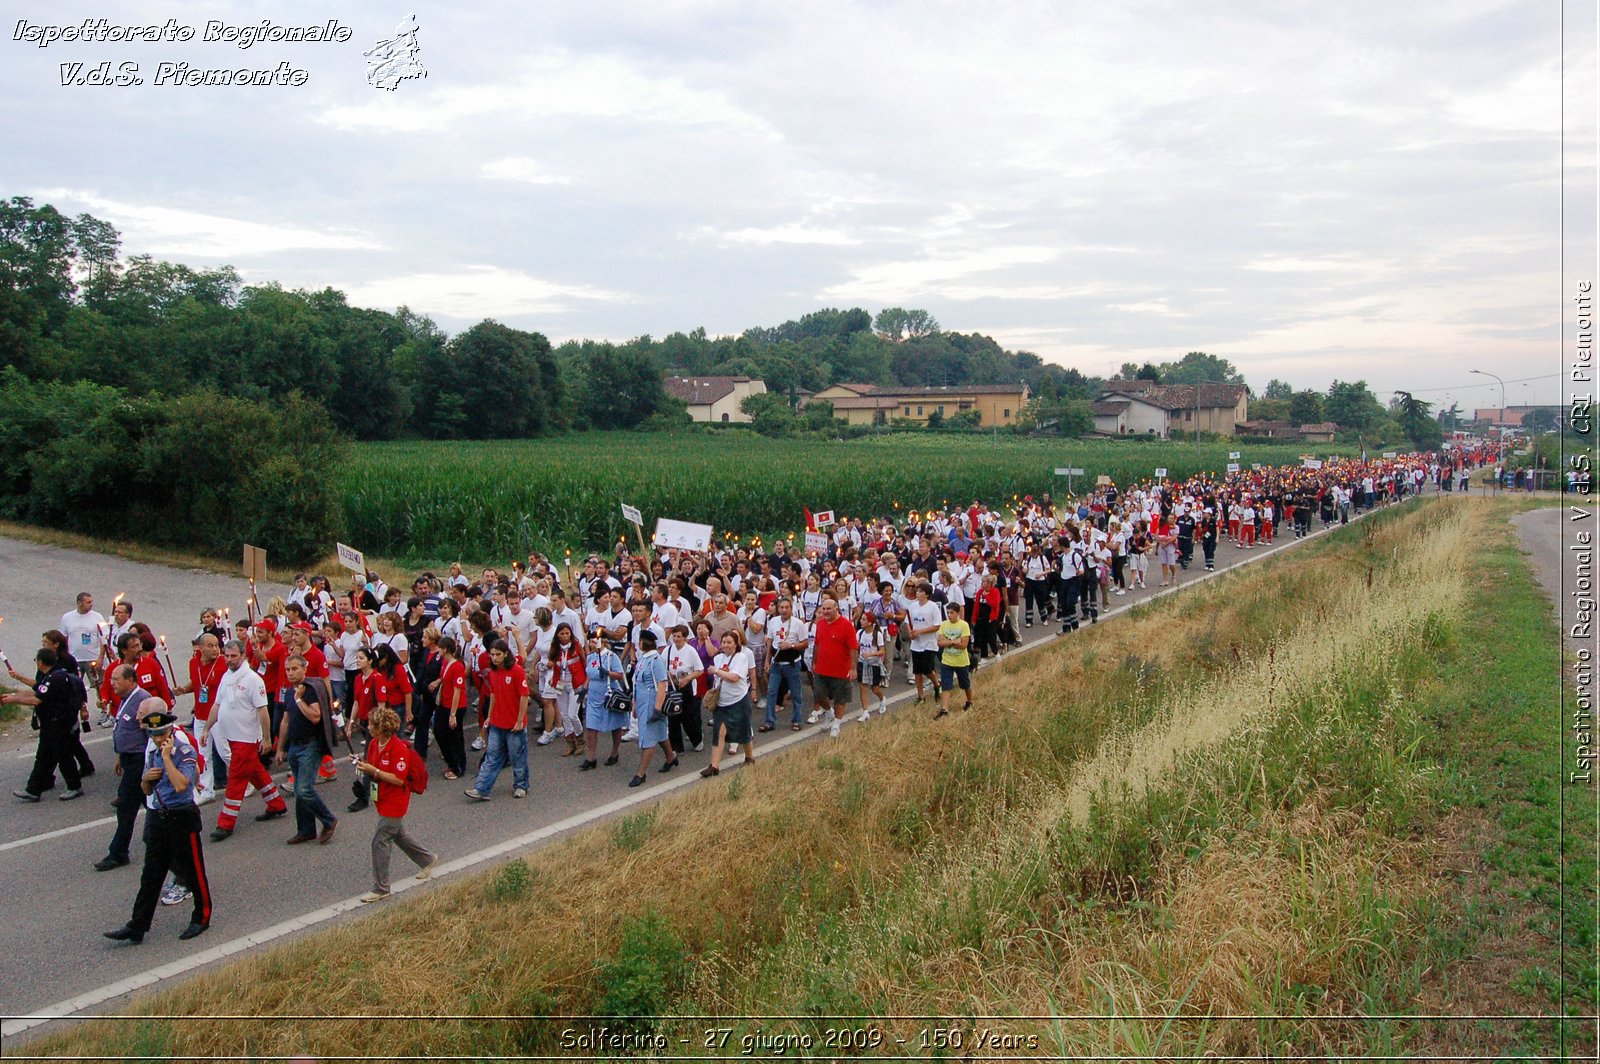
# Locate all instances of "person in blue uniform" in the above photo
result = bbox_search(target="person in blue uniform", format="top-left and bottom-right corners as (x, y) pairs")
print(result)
(103, 707), (212, 944)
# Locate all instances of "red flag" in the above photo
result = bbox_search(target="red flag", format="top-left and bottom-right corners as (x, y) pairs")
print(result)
(804, 507), (817, 532)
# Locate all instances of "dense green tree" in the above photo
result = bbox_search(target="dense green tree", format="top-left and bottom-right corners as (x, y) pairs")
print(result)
(1262, 378), (1293, 400)
(1325, 380), (1384, 432)
(578, 341), (681, 430)
(1289, 390), (1326, 425)
(873, 307), (939, 342)
(1248, 398), (1291, 422)
(1392, 391), (1444, 449)
(740, 391), (798, 437)
(445, 320), (559, 439)
(1160, 351), (1246, 387)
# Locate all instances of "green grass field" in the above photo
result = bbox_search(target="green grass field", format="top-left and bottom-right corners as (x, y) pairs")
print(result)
(342, 433), (1352, 563)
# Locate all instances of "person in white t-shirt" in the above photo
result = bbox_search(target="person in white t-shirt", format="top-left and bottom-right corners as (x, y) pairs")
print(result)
(494, 591), (539, 654)
(700, 630), (755, 777)
(737, 590), (768, 704)
(60, 591), (107, 708)
(901, 580), (944, 704)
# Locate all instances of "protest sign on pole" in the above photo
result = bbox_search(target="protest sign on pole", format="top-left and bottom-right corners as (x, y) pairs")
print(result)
(621, 503), (646, 556)
(812, 509), (836, 529)
(1226, 463), (1241, 473)
(805, 531), (828, 554)
(1228, 451), (1241, 460)
(654, 518), (714, 552)
(1303, 458), (1324, 470)
(336, 542), (365, 574)
(1154, 467), (1168, 479)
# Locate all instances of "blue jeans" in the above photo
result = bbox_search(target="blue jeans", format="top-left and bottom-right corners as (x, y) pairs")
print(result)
(765, 661), (805, 728)
(472, 725), (528, 794)
(287, 740), (336, 837)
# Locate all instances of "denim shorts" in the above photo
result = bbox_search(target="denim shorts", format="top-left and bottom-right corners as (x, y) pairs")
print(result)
(938, 662), (971, 692)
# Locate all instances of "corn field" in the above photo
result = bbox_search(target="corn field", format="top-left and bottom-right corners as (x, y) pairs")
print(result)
(341, 433), (1351, 562)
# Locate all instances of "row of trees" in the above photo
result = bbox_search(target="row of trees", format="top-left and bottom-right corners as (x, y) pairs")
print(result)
(0, 195), (1448, 449)
(0, 198), (1098, 440)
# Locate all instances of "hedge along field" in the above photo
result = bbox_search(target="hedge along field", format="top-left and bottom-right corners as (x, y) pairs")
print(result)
(341, 433), (1353, 562)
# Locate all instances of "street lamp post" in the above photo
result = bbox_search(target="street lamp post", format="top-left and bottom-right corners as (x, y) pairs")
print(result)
(1469, 368), (1506, 428)
(1470, 369), (1507, 492)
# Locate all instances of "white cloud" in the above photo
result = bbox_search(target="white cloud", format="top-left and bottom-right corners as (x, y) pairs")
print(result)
(707, 222), (862, 247)
(41, 190), (382, 258)
(818, 246), (1060, 303)
(481, 157), (573, 185)
(320, 51), (780, 139)
(338, 266), (630, 319)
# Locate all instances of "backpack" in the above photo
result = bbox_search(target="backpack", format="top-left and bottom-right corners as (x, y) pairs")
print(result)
(402, 739), (429, 794)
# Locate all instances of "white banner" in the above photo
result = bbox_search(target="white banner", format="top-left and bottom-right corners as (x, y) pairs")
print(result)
(654, 518), (713, 552)
(1154, 467), (1168, 478)
(1252, 463), (1264, 471)
(1303, 458), (1324, 469)
(1226, 463), (1241, 473)
(812, 509), (836, 528)
(621, 503), (643, 525)
(1054, 467), (1070, 476)
(1382, 451), (1397, 459)
(336, 542), (365, 574)
(1228, 451), (1241, 460)
(805, 531), (828, 553)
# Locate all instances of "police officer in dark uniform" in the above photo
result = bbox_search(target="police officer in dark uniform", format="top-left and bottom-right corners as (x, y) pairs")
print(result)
(1199, 509), (1219, 572)
(104, 706), (212, 944)
(1176, 509), (1196, 570)
(5, 648), (84, 802)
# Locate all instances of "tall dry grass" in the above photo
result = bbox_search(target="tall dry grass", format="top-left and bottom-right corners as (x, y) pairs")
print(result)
(22, 498), (1490, 1061)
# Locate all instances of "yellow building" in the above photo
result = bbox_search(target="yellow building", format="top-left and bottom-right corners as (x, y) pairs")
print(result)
(812, 382), (1032, 427)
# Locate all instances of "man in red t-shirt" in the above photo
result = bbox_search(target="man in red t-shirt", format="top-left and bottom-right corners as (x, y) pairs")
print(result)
(355, 705), (435, 902)
(464, 641), (529, 801)
(252, 624), (289, 742)
(809, 594), (859, 738)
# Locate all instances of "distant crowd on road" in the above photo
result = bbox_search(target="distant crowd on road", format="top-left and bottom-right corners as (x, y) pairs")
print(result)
(2, 446), (1491, 941)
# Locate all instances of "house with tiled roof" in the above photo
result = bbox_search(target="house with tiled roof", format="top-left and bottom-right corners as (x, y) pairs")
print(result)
(1096, 379), (1250, 437)
(663, 375), (767, 423)
(812, 382), (1031, 427)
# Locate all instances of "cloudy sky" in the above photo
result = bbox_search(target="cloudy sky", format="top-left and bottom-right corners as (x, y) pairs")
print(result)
(5, 1), (1594, 412)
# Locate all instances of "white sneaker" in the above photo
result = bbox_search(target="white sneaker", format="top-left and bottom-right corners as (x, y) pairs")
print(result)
(857, 708), (871, 723)
(512, 787), (527, 799)
(1115, 589), (1126, 595)
(692, 741), (704, 752)
(415, 856), (437, 880)
(806, 709), (824, 725)
(878, 700), (889, 715)
(536, 730), (555, 746)
(243, 784), (256, 798)
(470, 736), (485, 751)
(160, 881), (191, 906)
(620, 728), (638, 743)
(360, 890), (391, 904)
(829, 719), (841, 738)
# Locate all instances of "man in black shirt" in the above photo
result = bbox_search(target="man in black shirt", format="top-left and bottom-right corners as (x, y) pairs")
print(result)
(5, 648), (85, 801)
(274, 654), (339, 845)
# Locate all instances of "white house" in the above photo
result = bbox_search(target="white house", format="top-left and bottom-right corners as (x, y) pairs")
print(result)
(663, 376), (767, 423)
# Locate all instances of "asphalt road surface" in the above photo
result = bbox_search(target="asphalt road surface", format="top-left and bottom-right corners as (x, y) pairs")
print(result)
(0, 497), (1460, 1037)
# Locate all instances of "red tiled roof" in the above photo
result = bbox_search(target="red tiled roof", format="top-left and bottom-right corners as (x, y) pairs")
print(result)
(663, 376), (754, 406)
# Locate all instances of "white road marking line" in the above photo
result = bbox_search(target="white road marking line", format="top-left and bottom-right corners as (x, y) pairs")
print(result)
(0, 815), (116, 853)
(0, 501), (1407, 1039)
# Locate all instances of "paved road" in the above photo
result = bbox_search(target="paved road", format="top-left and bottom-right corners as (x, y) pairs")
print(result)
(0, 499), (1436, 1036)
(1511, 505), (1593, 676)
